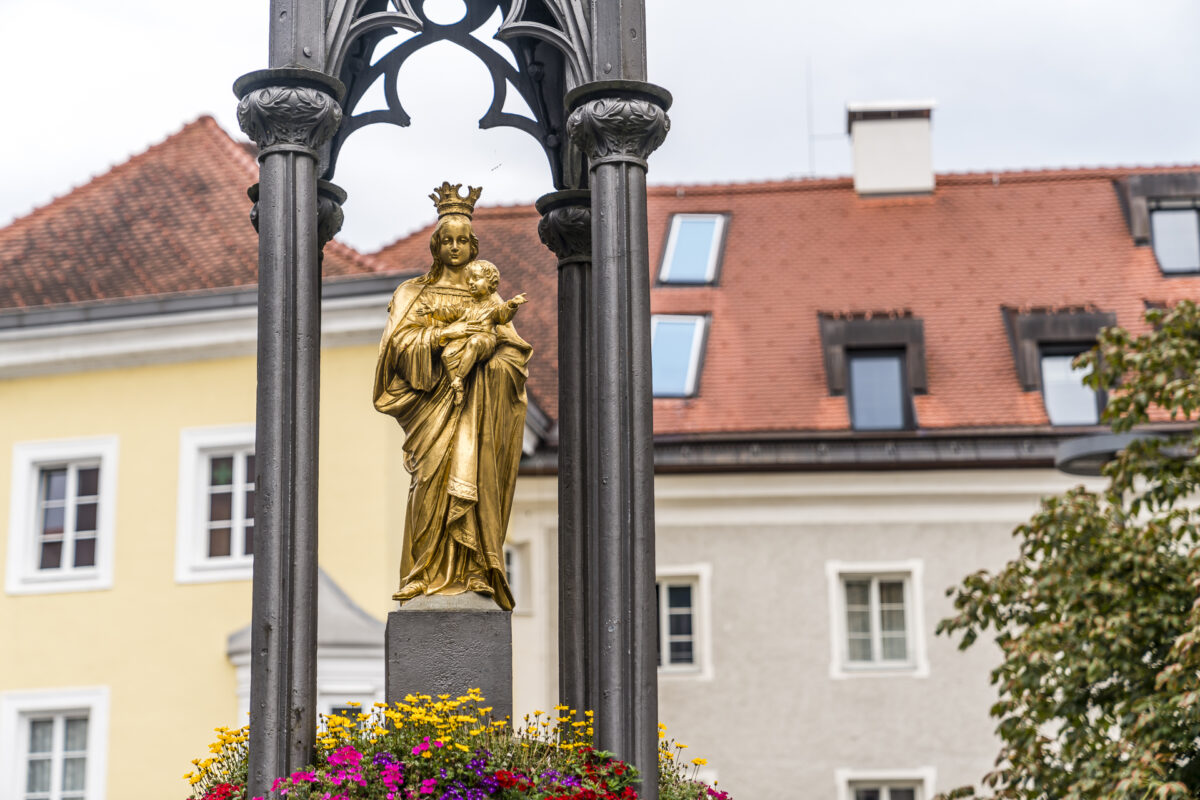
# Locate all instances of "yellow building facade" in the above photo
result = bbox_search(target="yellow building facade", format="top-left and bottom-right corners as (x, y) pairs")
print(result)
(0, 285), (558, 797)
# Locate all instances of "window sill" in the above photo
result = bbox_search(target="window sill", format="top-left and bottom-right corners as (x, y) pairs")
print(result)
(176, 559), (253, 584)
(831, 661), (928, 680)
(5, 568), (112, 596)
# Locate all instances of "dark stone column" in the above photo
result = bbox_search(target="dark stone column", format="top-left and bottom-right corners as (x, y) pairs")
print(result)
(567, 82), (670, 798)
(535, 189), (596, 718)
(234, 66), (344, 798)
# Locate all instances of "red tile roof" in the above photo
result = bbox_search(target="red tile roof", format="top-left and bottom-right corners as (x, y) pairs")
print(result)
(0, 116), (386, 311)
(4, 115), (1199, 436)
(375, 168), (1200, 434)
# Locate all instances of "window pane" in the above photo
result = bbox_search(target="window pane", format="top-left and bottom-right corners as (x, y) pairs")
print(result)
(848, 636), (873, 661)
(655, 583), (662, 665)
(243, 523), (254, 556)
(76, 467), (99, 497)
(26, 758), (50, 793)
(73, 536), (96, 568)
(1042, 354), (1098, 425)
(667, 585), (692, 608)
(663, 217), (719, 283)
(669, 612), (693, 636)
(209, 492), (232, 522)
(1151, 209), (1200, 273)
(39, 541), (63, 570)
(879, 580), (904, 605)
(847, 609), (872, 634)
(882, 633), (908, 660)
(891, 789), (916, 800)
(209, 528), (232, 558)
(42, 469), (67, 502)
(849, 353), (906, 430)
(652, 319), (701, 397)
(75, 502), (97, 533)
(62, 757), (87, 791)
(245, 454), (256, 484)
(245, 489), (255, 521)
(64, 717), (88, 751)
(669, 640), (694, 664)
(41, 506), (65, 536)
(210, 456), (234, 486)
(29, 719), (53, 753)
(854, 789), (881, 800)
(845, 579), (870, 607)
(881, 608), (906, 633)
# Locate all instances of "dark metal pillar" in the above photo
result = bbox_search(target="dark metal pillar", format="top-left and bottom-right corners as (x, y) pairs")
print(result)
(234, 8), (345, 789)
(567, 4), (671, 788)
(536, 189), (596, 717)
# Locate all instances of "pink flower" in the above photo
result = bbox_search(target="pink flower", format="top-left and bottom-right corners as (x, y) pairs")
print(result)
(419, 777), (438, 794)
(329, 746), (363, 768)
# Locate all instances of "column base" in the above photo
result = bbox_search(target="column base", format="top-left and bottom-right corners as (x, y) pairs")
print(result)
(385, 593), (513, 722)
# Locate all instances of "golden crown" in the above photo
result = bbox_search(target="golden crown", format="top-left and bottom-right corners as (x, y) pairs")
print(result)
(429, 181), (482, 219)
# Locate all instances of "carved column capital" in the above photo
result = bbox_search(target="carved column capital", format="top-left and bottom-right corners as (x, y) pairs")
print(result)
(566, 81), (671, 169)
(317, 181), (347, 249)
(536, 190), (592, 267)
(234, 69), (346, 160)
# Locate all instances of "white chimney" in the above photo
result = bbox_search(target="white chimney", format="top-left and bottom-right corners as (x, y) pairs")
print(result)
(846, 100), (935, 195)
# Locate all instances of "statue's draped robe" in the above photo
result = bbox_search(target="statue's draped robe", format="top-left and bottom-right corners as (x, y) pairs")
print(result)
(373, 277), (531, 610)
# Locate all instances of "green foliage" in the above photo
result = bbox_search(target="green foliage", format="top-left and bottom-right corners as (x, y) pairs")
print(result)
(936, 301), (1200, 799)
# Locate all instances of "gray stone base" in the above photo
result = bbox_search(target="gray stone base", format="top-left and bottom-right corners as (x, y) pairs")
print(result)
(385, 593), (513, 722)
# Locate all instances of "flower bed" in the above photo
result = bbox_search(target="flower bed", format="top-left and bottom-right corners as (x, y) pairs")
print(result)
(185, 690), (728, 800)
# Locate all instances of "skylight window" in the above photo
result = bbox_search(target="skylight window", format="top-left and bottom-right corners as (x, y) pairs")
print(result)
(1150, 205), (1200, 273)
(651, 315), (707, 397)
(659, 214), (726, 284)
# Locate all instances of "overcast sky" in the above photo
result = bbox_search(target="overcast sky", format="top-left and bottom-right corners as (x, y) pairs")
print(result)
(3, 0), (1200, 252)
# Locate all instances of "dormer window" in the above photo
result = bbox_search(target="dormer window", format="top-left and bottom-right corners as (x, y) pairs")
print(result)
(1002, 308), (1113, 427)
(847, 350), (913, 430)
(1150, 202), (1200, 273)
(1040, 347), (1101, 425)
(658, 214), (726, 284)
(818, 313), (926, 432)
(651, 315), (708, 397)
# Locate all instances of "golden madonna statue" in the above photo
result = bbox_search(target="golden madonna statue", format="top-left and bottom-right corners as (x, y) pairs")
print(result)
(373, 182), (531, 611)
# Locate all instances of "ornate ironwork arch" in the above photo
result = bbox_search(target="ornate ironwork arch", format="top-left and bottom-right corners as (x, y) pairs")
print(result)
(322, 0), (592, 189)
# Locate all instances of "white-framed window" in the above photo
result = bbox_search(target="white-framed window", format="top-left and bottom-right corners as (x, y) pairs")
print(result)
(6, 437), (118, 595)
(651, 315), (708, 398)
(836, 768), (935, 800)
(1150, 202), (1200, 274)
(0, 687), (110, 800)
(1040, 348), (1101, 426)
(504, 542), (531, 614)
(826, 560), (928, 678)
(656, 564), (712, 677)
(658, 213), (727, 284)
(176, 425), (255, 583)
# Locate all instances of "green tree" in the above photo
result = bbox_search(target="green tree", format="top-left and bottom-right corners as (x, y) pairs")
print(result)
(937, 301), (1200, 800)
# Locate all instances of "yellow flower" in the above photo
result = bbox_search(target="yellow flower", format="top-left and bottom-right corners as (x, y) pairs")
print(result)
(691, 758), (707, 766)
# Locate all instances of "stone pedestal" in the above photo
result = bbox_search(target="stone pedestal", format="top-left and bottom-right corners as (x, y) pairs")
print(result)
(385, 593), (513, 722)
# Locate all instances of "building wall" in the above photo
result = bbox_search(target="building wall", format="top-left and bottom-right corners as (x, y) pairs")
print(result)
(639, 470), (1100, 798)
(1, 328), (1104, 799)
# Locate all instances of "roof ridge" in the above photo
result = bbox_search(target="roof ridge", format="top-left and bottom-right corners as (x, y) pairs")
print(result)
(1, 116), (226, 235)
